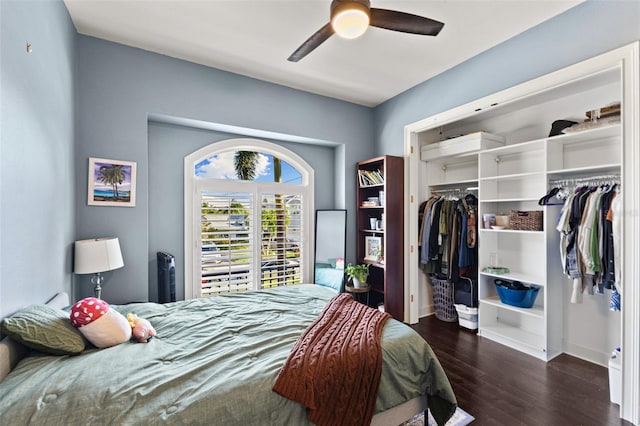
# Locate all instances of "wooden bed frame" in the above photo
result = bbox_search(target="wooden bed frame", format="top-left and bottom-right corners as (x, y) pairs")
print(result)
(0, 292), (428, 424)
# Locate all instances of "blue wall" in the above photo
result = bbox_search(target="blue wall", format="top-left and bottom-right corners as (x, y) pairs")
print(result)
(147, 121), (338, 301)
(0, 0), (76, 317)
(75, 35), (374, 303)
(373, 1), (640, 155)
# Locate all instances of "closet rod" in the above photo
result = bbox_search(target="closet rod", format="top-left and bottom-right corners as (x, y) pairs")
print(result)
(548, 174), (620, 188)
(430, 186), (478, 195)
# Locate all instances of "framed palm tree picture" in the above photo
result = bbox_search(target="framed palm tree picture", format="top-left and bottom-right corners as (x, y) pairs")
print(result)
(88, 157), (137, 207)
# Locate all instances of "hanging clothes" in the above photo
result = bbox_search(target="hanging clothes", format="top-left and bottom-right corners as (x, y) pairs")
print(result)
(554, 183), (621, 309)
(418, 192), (478, 282)
(418, 195), (440, 273)
(610, 190), (622, 310)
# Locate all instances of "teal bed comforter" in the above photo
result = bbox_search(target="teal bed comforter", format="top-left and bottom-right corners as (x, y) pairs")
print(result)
(0, 285), (456, 425)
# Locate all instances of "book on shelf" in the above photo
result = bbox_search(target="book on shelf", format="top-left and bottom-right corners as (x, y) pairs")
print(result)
(358, 169), (384, 186)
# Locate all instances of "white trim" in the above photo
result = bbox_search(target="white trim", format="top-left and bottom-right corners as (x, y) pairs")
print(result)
(184, 138), (314, 300)
(404, 42), (639, 423)
(620, 41), (640, 425)
(404, 129), (420, 324)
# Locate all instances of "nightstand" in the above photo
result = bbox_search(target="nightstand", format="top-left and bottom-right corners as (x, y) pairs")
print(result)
(345, 283), (370, 306)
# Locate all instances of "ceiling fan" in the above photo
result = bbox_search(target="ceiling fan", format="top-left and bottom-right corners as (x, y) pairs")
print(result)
(288, 0), (444, 62)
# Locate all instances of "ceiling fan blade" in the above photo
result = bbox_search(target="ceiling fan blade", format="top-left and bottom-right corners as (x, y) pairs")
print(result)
(288, 23), (335, 62)
(370, 8), (444, 36)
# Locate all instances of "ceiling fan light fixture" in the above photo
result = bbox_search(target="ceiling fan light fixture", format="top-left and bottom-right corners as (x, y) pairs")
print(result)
(331, 2), (370, 39)
(288, 0), (443, 62)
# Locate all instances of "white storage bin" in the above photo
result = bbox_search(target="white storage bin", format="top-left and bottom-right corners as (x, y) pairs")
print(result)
(421, 132), (505, 161)
(609, 348), (621, 405)
(455, 304), (478, 330)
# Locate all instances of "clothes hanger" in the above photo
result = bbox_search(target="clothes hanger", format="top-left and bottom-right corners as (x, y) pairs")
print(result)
(538, 187), (563, 205)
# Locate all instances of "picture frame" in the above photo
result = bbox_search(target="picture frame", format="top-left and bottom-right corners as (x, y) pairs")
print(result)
(87, 157), (137, 207)
(364, 236), (382, 261)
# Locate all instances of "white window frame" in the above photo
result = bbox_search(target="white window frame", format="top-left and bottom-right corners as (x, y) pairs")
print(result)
(184, 138), (314, 299)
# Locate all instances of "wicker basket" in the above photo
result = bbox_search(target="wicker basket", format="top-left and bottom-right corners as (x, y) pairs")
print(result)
(509, 210), (543, 231)
(429, 275), (458, 322)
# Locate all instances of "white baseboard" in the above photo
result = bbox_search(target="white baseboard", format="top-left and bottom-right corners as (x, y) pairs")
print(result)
(419, 302), (435, 319)
(563, 340), (609, 367)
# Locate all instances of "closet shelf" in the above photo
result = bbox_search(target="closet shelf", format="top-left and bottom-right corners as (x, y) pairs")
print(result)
(547, 163), (621, 177)
(480, 296), (544, 318)
(481, 138), (545, 155)
(478, 322), (546, 354)
(480, 122), (620, 155)
(479, 171), (545, 181)
(428, 178), (478, 188)
(480, 269), (545, 286)
(546, 122), (620, 144)
(479, 197), (540, 203)
(479, 228), (544, 235)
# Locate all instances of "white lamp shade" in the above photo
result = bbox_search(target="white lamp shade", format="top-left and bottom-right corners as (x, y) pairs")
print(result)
(74, 237), (124, 274)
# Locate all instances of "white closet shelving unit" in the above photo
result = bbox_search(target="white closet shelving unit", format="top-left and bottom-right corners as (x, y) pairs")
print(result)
(417, 68), (622, 362)
(406, 42), (639, 423)
(476, 123), (621, 361)
(477, 138), (552, 360)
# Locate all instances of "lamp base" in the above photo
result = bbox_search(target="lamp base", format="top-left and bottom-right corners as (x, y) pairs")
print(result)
(91, 273), (104, 299)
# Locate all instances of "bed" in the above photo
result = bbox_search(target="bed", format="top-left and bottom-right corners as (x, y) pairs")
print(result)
(0, 284), (456, 425)
(314, 261), (346, 292)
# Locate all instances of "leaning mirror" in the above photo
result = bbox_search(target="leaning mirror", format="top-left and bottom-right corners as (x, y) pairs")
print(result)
(314, 209), (347, 293)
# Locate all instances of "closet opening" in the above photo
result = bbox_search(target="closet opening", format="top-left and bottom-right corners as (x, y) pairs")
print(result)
(404, 42), (639, 423)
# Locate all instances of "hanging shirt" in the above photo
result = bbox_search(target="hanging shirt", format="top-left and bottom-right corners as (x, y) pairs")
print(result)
(464, 194), (478, 248)
(428, 198), (444, 260)
(419, 196), (439, 265)
(556, 192), (576, 274)
(611, 190), (622, 296)
(601, 189), (615, 289)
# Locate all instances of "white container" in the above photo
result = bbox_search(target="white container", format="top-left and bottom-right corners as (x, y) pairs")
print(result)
(455, 304), (478, 330)
(609, 348), (621, 405)
(421, 132), (505, 161)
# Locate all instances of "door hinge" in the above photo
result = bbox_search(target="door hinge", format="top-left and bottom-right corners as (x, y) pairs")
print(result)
(410, 195), (414, 203)
(410, 245), (414, 253)
(411, 294), (414, 303)
(410, 146), (414, 154)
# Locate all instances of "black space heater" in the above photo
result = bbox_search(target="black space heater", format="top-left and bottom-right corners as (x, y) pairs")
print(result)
(157, 251), (176, 303)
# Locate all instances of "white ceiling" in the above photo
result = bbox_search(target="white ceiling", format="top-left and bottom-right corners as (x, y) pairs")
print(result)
(63, 0), (583, 107)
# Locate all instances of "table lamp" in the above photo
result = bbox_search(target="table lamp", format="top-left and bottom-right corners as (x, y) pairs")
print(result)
(74, 237), (124, 299)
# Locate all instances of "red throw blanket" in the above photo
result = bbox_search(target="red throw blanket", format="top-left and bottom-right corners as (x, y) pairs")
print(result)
(272, 293), (391, 426)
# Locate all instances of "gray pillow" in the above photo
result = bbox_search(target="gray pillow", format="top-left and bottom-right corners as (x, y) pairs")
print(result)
(1, 304), (86, 355)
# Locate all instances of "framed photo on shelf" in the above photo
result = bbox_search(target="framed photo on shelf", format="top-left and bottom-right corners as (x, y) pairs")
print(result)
(364, 236), (382, 261)
(87, 157), (137, 207)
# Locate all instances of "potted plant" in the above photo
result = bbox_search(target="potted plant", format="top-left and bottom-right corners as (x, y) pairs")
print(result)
(345, 263), (370, 288)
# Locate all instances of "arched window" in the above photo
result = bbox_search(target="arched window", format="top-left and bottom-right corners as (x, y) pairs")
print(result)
(184, 139), (314, 299)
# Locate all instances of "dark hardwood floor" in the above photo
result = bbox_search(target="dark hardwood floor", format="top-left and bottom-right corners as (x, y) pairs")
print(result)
(411, 315), (630, 426)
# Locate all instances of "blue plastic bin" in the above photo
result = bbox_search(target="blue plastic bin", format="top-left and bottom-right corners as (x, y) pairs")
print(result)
(495, 284), (540, 308)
